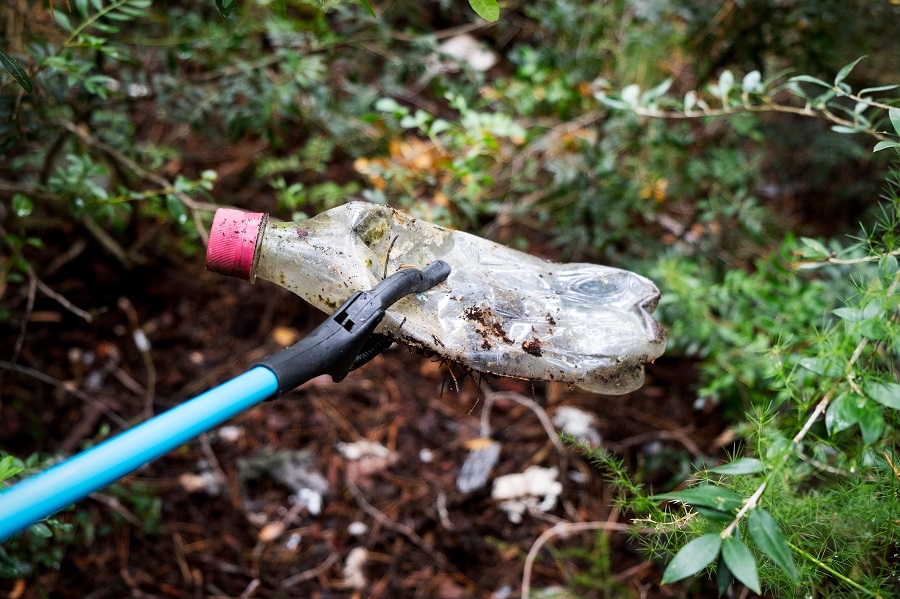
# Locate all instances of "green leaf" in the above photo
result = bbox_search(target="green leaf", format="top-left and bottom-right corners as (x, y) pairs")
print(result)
(798, 357), (842, 377)
(825, 393), (864, 435)
(717, 554), (733, 596)
(358, 0), (376, 17)
(721, 534), (760, 594)
(717, 70), (735, 99)
(468, 0), (499, 21)
(621, 84), (641, 107)
(831, 125), (861, 134)
(834, 55), (866, 86)
(747, 509), (797, 581)
(694, 506), (736, 522)
(0, 50), (32, 93)
(709, 458), (766, 475)
(874, 141), (900, 152)
(652, 484), (743, 512)
(865, 381), (900, 410)
(861, 299), (882, 320)
(166, 195), (188, 225)
(788, 75), (830, 88)
(858, 405), (885, 446)
(661, 533), (722, 585)
(859, 84), (899, 95)
(799, 236), (829, 257)
(741, 70), (762, 94)
(890, 108), (900, 137)
(832, 307), (864, 322)
(28, 522), (53, 539)
(215, 0), (235, 20)
(880, 254), (899, 283)
(52, 9), (74, 31)
(0, 455), (24, 482)
(11, 194), (33, 217)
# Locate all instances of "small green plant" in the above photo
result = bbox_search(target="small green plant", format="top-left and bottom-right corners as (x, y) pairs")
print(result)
(0, 454), (76, 578)
(579, 106), (900, 595)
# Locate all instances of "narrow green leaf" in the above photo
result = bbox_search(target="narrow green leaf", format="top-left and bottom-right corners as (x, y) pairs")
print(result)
(859, 84), (899, 95)
(717, 554), (733, 596)
(358, 0), (376, 17)
(215, 0), (235, 20)
(834, 55), (866, 86)
(799, 236), (829, 256)
(788, 75), (830, 88)
(652, 484), (743, 512)
(874, 141), (900, 153)
(661, 533), (722, 584)
(642, 78), (673, 102)
(722, 534), (761, 594)
(858, 406), (885, 446)
(865, 381), (900, 410)
(52, 9), (74, 31)
(709, 458), (766, 475)
(0, 50), (32, 93)
(468, 0), (499, 22)
(831, 125), (861, 134)
(747, 508), (797, 581)
(889, 108), (900, 137)
(596, 94), (631, 111)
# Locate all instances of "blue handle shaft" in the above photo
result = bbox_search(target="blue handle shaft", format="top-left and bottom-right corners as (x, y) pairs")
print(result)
(0, 366), (279, 542)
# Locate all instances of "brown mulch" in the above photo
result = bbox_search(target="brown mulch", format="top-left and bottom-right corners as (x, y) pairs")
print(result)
(0, 219), (725, 599)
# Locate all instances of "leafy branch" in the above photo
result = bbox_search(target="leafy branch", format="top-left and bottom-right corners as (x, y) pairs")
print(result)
(596, 57), (900, 145)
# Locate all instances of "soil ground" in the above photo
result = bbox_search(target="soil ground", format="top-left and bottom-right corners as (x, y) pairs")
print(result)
(0, 230), (728, 598)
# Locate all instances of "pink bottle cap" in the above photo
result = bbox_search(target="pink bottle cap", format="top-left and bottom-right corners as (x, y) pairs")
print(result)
(206, 208), (266, 280)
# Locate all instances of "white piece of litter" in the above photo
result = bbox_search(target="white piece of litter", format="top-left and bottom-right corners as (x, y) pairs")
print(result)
(438, 34), (499, 72)
(342, 547), (368, 590)
(296, 487), (323, 516)
(491, 466), (563, 524)
(552, 406), (602, 446)
(337, 440), (392, 461)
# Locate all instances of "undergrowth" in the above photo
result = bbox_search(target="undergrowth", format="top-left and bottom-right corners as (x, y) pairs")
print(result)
(2, 0), (900, 597)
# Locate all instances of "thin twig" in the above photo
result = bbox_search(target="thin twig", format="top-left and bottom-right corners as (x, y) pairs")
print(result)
(33, 271), (93, 322)
(520, 521), (629, 599)
(0, 360), (130, 430)
(280, 549), (340, 588)
(344, 477), (445, 565)
(119, 296), (156, 419)
(480, 391), (569, 474)
(625, 100), (890, 142)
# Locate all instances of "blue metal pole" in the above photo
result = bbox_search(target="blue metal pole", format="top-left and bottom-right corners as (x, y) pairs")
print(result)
(0, 366), (279, 542)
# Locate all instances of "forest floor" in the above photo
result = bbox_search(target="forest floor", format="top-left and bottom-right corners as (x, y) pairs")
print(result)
(0, 221), (730, 598)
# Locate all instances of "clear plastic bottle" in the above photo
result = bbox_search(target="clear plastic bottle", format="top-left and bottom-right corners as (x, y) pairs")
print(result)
(206, 201), (666, 394)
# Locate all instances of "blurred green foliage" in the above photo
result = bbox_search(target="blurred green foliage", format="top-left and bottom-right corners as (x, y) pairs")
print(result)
(2, 0), (900, 596)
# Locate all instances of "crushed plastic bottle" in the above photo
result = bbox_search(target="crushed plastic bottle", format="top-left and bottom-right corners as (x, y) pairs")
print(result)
(206, 201), (666, 394)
